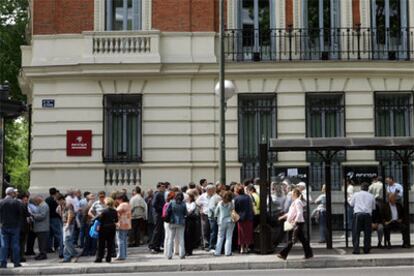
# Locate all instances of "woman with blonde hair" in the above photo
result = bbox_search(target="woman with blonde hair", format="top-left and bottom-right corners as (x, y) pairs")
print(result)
(94, 197), (118, 263)
(277, 188), (313, 260)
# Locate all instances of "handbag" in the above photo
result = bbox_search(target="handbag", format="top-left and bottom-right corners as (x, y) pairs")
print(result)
(89, 219), (101, 239)
(283, 221), (294, 232)
(231, 210), (240, 223)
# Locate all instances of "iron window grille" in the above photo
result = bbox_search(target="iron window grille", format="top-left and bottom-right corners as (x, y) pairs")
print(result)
(103, 94), (142, 163)
(375, 92), (413, 162)
(306, 93), (345, 190)
(238, 94), (277, 180)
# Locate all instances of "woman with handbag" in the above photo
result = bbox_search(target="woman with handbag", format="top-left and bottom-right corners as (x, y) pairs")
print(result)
(277, 188), (313, 260)
(234, 186), (254, 254)
(214, 191), (235, 256)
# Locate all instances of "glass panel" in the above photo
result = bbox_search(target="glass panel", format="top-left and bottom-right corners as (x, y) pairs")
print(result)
(112, 0), (124, 31)
(107, 0), (139, 31)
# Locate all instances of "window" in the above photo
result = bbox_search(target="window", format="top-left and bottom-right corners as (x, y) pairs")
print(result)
(105, 0), (142, 31)
(375, 92), (413, 159)
(237, 0), (275, 60)
(375, 92), (413, 183)
(302, 0), (341, 59)
(238, 94), (277, 179)
(306, 93), (345, 190)
(371, 0), (409, 59)
(104, 95), (142, 163)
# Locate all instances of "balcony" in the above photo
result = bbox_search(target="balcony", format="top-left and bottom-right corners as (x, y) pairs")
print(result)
(84, 31), (161, 63)
(225, 27), (414, 62)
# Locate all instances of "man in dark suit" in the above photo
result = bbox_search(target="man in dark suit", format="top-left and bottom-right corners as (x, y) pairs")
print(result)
(382, 193), (409, 248)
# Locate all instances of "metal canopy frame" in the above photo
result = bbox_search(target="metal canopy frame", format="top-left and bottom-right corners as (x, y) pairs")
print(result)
(260, 137), (414, 250)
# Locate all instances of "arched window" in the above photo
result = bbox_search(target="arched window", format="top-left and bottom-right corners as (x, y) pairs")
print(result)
(371, 0), (409, 60)
(302, 0), (341, 59)
(105, 0), (142, 31)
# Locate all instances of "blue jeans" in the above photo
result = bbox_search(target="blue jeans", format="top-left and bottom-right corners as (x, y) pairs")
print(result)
(166, 224), (185, 259)
(208, 218), (218, 250)
(63, 225), (78, 261)
(0, 227), (21, 266)
(116, 230), (128, 260)
(215, 221), (235, 256)
(79, 216), (86, 248)
(49, 217), (63, 256)
(319, 210), (327, 242)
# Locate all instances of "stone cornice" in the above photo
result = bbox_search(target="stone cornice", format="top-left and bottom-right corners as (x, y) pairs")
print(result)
(21, 61), (414, 80)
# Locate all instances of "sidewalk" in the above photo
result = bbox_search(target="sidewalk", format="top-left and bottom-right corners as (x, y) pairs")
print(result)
(0, 240), (413, 275)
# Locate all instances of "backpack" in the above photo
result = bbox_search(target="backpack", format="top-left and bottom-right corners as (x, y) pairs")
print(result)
(162, 202), (171, 223)
(89, 219), (101, 239)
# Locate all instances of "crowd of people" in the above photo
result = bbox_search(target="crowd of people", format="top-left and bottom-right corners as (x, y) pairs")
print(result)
(0, 175), (409, 268)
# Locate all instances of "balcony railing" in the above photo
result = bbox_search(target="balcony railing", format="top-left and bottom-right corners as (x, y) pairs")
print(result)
(104, 165), (141, 186)
(83, 31), (161, 63)
(225, 27), (414, 62)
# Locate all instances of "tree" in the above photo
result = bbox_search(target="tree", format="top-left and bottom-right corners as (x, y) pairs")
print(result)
(4, 118), (29, 191)
(1, 0), (29, 191)
(0, 0), (29, 100)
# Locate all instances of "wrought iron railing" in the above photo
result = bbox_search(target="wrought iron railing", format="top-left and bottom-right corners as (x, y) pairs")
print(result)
(225, 27), (414, 61)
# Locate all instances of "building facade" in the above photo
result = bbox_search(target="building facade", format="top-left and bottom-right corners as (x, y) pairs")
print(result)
(20, 0), (414, 196)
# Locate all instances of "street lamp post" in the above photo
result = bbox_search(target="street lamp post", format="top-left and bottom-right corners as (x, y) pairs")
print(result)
(216, 0), (236, 185)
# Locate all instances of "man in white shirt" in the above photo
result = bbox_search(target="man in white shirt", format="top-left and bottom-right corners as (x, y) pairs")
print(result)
(349, 183), (376, 254)
(385, 176), (403, 203)
(196, 184), (213, 249)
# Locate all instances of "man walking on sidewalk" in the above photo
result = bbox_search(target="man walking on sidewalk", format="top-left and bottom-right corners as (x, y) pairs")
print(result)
(349, 183), (376, 254)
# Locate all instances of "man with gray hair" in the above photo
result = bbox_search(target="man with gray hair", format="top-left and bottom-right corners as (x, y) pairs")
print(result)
(196, 184), (215, 250)
(0, 187), (24, 268)
(31, 195), (50, 260)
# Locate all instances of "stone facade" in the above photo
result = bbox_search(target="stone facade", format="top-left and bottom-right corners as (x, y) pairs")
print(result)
(22, 0), (414, 199)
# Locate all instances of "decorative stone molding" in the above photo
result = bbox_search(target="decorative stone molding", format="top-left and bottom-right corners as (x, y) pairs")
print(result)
(360, 0), (370, 28)
(279, 0), (286, 29)
(293, 0), (300, 28)
(341, 0), (353, 28)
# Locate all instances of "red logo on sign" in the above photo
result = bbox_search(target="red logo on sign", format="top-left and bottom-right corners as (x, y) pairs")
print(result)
(67, 130), (92, 156)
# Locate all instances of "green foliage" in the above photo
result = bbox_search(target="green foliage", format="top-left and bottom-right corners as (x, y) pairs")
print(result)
(1, 0), (30, 191)
(0, 0), (29, 101)
(4, 118), (29, 192)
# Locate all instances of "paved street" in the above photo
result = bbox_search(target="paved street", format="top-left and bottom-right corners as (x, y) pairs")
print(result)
(59, 267), (414, 276)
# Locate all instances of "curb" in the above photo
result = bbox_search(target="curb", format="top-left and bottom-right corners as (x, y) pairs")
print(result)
(0, 257), (413, 275)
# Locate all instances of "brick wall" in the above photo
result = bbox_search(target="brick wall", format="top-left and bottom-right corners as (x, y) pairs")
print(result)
(153, 0), (222, 32)
(33, 0), (225, 34)
(33, 0), (94, 35)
